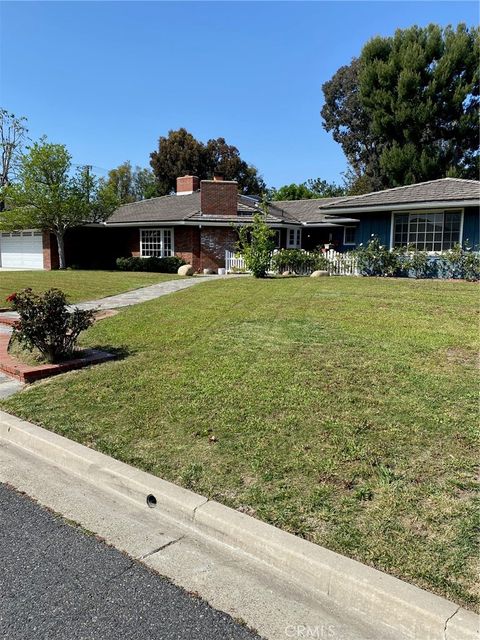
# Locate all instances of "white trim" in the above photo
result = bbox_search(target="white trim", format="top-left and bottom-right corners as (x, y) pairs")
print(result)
(343, 226), (356, 246)
(286, 227), (302, 248)
(389, 211), (395, 250)
(390, 208), (464, 251)
(320, 200), (478, 216)
(139, 227), (175, 258)
(107, 220), (303, 229)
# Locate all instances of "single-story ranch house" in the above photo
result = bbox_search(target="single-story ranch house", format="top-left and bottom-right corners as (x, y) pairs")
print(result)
(0, 176), (478, 271)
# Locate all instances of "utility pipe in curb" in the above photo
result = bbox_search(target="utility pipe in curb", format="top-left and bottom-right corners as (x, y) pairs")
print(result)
(0, 410), (477, 640)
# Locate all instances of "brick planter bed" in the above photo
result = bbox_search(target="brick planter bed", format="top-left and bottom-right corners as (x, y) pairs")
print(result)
(0, 334), (115, 383)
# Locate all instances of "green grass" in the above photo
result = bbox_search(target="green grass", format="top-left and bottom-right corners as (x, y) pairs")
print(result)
(0, 270), (182, 306)
(2, 277), (479, 609)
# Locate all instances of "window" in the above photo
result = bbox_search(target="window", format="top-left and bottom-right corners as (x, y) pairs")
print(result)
(343, 226), (356, 245)
(393, 210), (462, 252)
(287, 228), (301, 248)
(273, 229), (281, 249)
(140, 229), (174, 257)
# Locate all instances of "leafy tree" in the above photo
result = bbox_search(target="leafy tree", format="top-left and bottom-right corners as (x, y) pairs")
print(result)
(133, 166), (158, 200)
(0, 110), (29, 209)
(103, 161), (158, 204)
(104, 161), (135, 203)
(150, 128), (265, 196)
(322, 60), (381, 193)
(270, 178), (345, 201)
(204, 137), (265, 195)
(150, 128), (204, 196)
(305, 178), (346, 197)
(2, 139), (116, 269)
(322, 24), (480, 190)
(236, 200), (275, 278)
(270, 183), (315, 201)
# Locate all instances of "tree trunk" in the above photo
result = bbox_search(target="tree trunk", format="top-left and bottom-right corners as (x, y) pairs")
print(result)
(55, 231), (66, 270)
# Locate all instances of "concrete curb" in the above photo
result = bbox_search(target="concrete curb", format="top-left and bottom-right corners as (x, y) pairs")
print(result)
(0, 410), (477, 640)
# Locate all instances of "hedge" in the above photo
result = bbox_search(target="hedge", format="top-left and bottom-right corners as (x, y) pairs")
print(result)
(115, 256), (186, 273)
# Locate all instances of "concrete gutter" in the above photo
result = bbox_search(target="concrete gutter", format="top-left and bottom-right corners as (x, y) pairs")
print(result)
(0, 410), (477, 640)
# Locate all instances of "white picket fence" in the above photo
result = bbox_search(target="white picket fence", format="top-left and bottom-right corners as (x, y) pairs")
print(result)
(225, 249), (359, 276)
(324, 249), (359, 276)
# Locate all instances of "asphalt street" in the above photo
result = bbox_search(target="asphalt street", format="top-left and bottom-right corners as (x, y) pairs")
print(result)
(0, 483), (261, 640)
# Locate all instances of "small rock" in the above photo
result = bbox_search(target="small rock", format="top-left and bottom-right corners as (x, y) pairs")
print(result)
(310, 270), (329, 278)
(203, 268), (215, 275)
(282, 270), (292, 277)
(178, 264), (195, 276)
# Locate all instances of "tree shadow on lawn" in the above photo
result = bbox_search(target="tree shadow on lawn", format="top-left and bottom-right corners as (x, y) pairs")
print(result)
(87, 344), (134, 361)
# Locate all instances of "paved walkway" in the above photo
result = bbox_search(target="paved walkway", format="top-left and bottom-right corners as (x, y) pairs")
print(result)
(73, 274), (230, 311)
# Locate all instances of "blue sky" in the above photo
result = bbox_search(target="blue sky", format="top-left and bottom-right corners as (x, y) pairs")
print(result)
(0, 1), (477, 188)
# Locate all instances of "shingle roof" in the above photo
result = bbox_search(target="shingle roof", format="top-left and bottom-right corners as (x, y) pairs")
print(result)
(106, 178), (480, 226)
(318, 178), (480, 211)
(107, 191), (303, 225)
(107, 192), (202, 224)
(269, 197), (346, 223)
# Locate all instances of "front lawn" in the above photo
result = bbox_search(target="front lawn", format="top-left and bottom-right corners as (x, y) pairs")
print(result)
(2, 277), (478, 609)
(0, 270), (182, 306)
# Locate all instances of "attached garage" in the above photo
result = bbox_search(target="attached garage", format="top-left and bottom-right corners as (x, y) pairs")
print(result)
(0, 230), (44, 269)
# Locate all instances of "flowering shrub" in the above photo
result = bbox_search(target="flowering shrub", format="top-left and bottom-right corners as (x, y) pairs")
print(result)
(355, 237), (480, 280)
(355, 237), (406, 277)
(438, 244), (480, 281)
(8, 288), (95, 363)
(408, 249), (435, 279)
(461, 250), (480, 281)
(271, 249), (328, 275)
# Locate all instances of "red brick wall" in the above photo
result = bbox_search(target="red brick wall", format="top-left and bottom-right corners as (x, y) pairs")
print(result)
(174, 227), (201, 271)
(42, 232), (59, 270)
(200, 180), (238, 216)
(176, 175), (200, 194)
(199, 227), (237, 271)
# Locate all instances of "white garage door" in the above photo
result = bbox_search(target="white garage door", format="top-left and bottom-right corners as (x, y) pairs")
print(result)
(0, 231), (44, 269)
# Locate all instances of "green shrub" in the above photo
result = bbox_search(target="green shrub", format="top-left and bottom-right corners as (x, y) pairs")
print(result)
(116, 256), (185, 273)
(236, 205), (276, 278)
(271, 249), (328, 274)
(408, 249), (434, 279)
(439, 244), (480, 281)
(461, 250), (480, 281)
(355, 236), (406, 277)
(7, 288), (95, 364)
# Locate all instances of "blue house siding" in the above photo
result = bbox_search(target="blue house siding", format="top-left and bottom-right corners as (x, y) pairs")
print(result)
(352, 212), (391, 248)
(462, 206), (480, 249)
(339, 206), (479, 252)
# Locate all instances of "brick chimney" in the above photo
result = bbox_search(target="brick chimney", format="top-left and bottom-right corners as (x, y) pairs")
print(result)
(200, 179), (238, 216)
(176, 175), (200, 195)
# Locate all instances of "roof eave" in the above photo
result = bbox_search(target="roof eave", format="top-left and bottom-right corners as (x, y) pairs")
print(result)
(319, 199), (480, 215)
(304, 217), (360, 226)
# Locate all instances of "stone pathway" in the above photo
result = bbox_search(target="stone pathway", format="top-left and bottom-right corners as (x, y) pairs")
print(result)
(73, 275), (230, 311)
(0, 372), (23, 399)
(0, 324), (24, 398)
